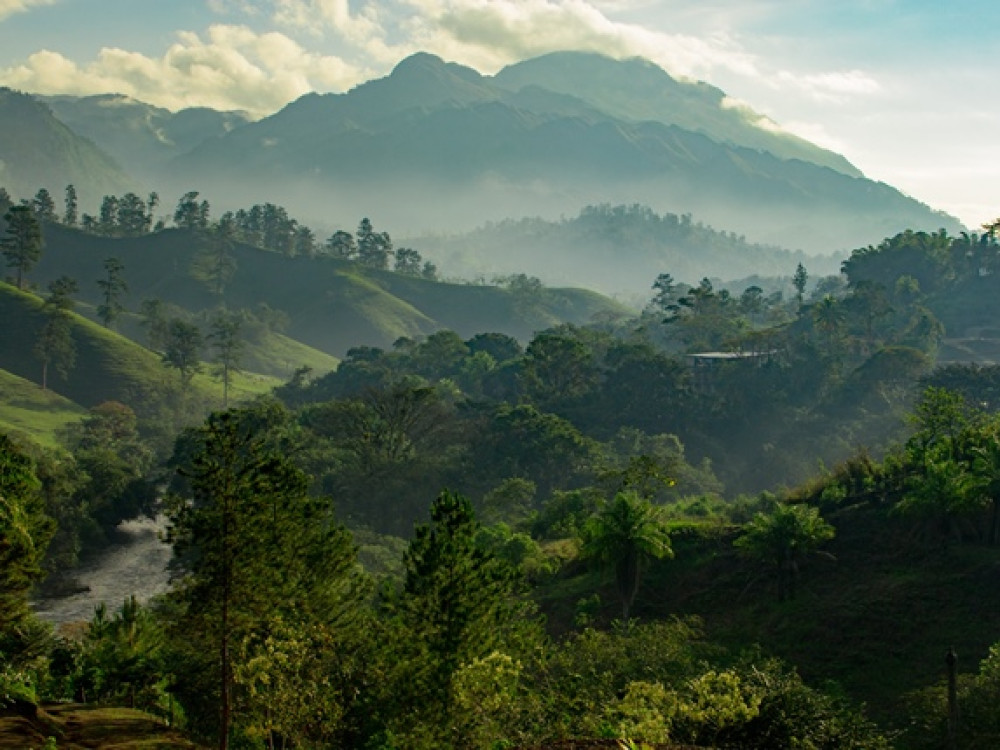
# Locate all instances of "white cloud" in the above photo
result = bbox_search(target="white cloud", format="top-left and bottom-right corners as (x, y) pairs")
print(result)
(0, 0), (55, 22)
(719, 95), (847, 153)
(0, 0), (886, 129)
(272, 0), (383, 44)
(774, 68), (881, 103)
(207, 0), (264, 15)
(395, 0), (761, 81)
(0, 24), (363, 115)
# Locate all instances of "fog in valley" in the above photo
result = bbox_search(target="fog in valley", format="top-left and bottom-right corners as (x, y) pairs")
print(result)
(4, 3), (1000, 748)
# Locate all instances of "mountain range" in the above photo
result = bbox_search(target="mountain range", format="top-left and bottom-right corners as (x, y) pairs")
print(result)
(2, 51), (962, 277)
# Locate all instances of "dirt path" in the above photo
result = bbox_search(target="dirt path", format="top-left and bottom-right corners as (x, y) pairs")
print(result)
(0, 703), (200, 749)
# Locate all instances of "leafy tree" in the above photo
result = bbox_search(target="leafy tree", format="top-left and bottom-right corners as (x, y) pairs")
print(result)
(582, 490), (673, 621)
(812, 294), (846, 353)
(908, 385), (973, 462)
(174, 191), (210, 231)
(209, 310), (244, 408)
(294, 224), (316, 257)
(71, 401), (155, 535)
(0, 434), (53, 642)
(583, 491), (674, 624)
(735, 503), (835, 601)
(841, 229), (951, 295)
(896, 449), (978, 543)
(76, 596), (165, 709)
(116, 192), (152, 236)
(356, 217), (393, 268)
(651, 272), (681, 318)
(664, 277), (745, 350)
(392, 490), (539, 738)
(467, 332), (523, 363)
(480, 477), (536, 525)
(98, 194), (119, 234)
(32, 188), (56, 223)
(410, 330), (469, 381)
(258, 203), (297, 253)
(1, 204), (43, 289)
(96, 257), (128, 328)
(968, 423), (1000, 545)
(474, 403), (600, 497)
(139, 298), (169, 352)
(325, 229), (356, 259)
(34, 276), (78, 390)
(0, 436), (53, 710)
(162, 318), (203, 386)
(192, 217), (238, 296)
(164, 406), (359, 748)
(792, 262), (808, 306)
(394, 247), (423, 275)
(522, 329), (600, 407)
(740, 284), (765, 325)
(232, 616), (367, 748)
(63, 184), (78, 226)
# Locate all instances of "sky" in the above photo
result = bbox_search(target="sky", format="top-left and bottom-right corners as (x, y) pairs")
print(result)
(1, 0), (997, 229)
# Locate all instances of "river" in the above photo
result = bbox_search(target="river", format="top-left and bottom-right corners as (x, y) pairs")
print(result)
(31, 515), (174, 625)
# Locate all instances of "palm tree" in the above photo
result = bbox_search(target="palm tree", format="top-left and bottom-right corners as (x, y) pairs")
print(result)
(968, 425), (1000, 545)
(812, 294), (845, 353)
(582, 491), (673, 621)
(735, 503), (835, 601)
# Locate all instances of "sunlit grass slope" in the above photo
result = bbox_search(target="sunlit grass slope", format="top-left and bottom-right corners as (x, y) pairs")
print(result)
(0, 282), (277, 415)
(31, 224), (633, 357)
(0, 367), (86, 448)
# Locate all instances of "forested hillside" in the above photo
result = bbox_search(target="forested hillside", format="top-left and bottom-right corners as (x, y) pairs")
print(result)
(3, 178), (1000, 749)
(412, 203), (844, 295)
(24, 217), (630, 356)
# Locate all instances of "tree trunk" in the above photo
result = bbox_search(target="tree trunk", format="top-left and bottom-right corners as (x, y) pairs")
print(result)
(989, 497), (1000, 547)
(220, 489), (231, 750)
(617, 548), (640, 623)
(220, 589), (229, 750)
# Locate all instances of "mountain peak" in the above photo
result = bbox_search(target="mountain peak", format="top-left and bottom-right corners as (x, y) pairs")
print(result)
(391, 51), (446, 73)
(390, 52), (485, 85)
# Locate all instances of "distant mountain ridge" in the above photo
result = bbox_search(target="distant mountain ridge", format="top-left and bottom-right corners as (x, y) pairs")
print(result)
(0, 88), (134, 204)
(6, 51), (962, 263)
(40, 93), (251, 183)
(492, 51), (862, 177)
(163, 51), (959, 252)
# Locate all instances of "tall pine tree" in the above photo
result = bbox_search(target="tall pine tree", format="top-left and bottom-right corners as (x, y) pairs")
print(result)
(164, 404), (358, 748)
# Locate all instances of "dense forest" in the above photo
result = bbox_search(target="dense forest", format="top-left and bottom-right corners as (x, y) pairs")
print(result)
(4, 182), (1000, 748)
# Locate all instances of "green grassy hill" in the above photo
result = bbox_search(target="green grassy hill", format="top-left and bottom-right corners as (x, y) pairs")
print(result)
(0, 282), (176, 408)
(28, 224), (631, 357)
(239, 329), (339, 380)
(0, 368), (86, 448)
(0, 283), (278, 427)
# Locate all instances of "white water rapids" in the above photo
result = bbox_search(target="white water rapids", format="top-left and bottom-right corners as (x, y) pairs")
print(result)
(31, 515), (174, 625)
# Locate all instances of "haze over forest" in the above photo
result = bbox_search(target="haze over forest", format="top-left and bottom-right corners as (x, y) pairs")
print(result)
(4, 2), (1000, 749)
